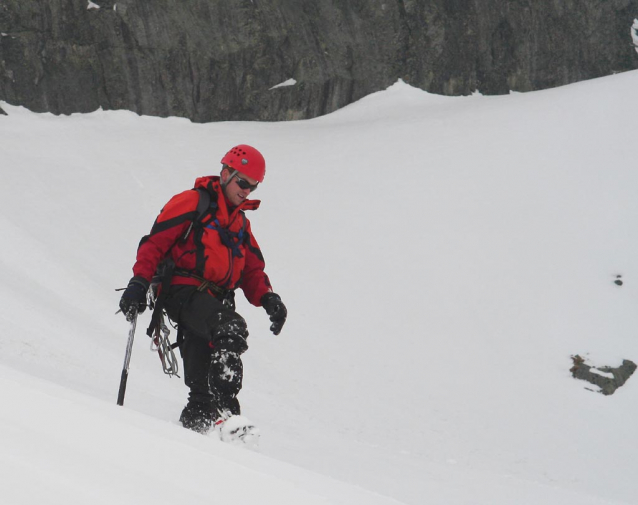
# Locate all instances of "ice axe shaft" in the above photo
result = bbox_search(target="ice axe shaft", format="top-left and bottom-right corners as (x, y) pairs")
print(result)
(117, 313), (138, 406)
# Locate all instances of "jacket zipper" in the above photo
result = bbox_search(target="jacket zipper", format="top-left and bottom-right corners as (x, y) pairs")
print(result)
(221, 247), (233, 288)
(219, 213), (238, 288)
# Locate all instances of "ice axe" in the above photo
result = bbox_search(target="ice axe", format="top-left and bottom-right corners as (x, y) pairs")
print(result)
(117, 311), (138, 406)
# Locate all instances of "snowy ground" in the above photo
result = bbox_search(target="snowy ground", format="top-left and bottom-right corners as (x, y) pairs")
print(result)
(1, 70), (638, 505)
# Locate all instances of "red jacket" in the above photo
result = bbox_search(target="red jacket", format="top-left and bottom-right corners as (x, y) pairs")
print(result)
(132, 176), (272, 306)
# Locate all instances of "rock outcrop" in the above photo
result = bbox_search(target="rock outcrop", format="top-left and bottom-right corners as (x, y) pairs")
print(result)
(571, 355), (637, 395)
(1, 0), (637, 121)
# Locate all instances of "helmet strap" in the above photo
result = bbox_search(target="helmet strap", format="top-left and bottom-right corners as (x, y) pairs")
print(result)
(221, 167), (238, 190)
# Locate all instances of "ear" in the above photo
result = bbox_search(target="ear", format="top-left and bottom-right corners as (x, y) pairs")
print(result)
(220, 166), (230, 182)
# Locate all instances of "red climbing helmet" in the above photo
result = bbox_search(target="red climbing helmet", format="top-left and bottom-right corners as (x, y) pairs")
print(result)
(221, 144), (266, 183)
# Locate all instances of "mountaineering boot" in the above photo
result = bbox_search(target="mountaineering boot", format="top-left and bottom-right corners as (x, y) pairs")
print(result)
(179, 401), (214, 434)
(215, 414), (261, 449)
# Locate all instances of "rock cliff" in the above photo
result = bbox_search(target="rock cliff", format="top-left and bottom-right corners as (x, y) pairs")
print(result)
(1, 0), (636, 121)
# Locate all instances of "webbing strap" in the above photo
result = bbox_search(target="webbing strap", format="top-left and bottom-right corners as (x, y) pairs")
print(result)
(172, 268), (231, 298)
(206, 219), (245, 258)
(182, 188), (215, 242)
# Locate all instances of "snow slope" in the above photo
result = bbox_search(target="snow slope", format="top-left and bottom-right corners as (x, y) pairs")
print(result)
(1, 69), (638, 505)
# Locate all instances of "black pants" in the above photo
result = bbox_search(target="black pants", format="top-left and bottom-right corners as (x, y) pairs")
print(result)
(164, 285), (248, 421)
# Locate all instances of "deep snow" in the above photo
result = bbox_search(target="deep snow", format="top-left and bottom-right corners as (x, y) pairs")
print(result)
(1, 69), (638, 505)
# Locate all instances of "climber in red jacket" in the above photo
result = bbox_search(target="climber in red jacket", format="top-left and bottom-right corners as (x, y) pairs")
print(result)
(119, 144), (287, 436)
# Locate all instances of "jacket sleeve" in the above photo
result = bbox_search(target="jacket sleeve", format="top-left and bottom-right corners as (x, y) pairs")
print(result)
(132, 190), (199, 282)
(239, 219), (273, 306)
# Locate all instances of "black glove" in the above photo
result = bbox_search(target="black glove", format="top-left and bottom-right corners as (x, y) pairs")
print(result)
(119, 276), (150, 321)
(261, 292), (287, 335)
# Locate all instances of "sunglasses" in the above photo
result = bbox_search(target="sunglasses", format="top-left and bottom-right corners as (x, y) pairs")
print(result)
(234, 174), (259, 192)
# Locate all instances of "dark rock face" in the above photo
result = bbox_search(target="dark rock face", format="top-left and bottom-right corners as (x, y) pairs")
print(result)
(1, 0), (637, 121)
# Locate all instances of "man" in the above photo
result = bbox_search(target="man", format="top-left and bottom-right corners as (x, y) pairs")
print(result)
(119, 144), (287, 439)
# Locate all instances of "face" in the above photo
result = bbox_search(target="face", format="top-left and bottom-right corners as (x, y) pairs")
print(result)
(222, 168), (259, 207)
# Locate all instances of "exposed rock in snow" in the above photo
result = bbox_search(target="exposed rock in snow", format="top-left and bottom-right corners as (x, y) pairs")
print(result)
(570, 355), (637, 395)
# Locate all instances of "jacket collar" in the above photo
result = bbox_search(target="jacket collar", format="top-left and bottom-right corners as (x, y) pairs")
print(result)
(194, 176), (260, 222)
